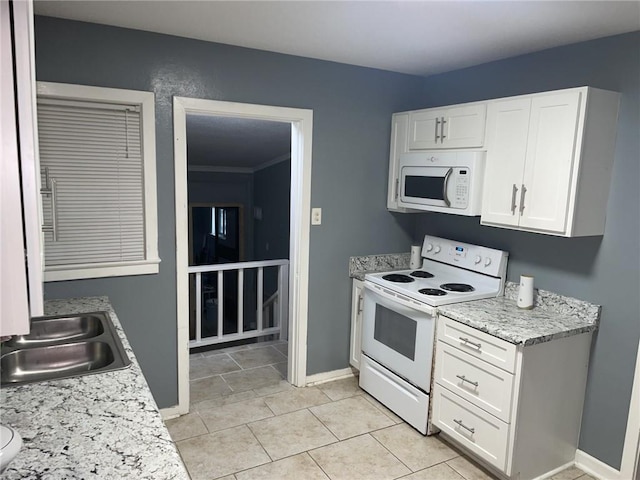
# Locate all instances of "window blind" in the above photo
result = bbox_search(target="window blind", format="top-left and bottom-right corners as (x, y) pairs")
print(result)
(37, 98), (146, 267)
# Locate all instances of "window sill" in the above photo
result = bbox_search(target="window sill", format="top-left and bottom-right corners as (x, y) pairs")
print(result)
(44, 258), (161, 282)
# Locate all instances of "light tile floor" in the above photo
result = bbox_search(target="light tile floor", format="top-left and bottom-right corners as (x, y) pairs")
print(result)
(167, 343), (594, 480)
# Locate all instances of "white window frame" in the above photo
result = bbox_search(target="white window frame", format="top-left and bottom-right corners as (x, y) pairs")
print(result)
(37, 82), (160, 281)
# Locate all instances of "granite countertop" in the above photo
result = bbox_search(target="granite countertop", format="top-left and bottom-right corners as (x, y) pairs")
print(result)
(349, 254), (600, 346)
(0, 297), (189, 480)
(438, 282), (601, 346)
(349, 252), (411, 280)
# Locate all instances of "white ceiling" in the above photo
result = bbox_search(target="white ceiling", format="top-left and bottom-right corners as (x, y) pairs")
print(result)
(34, 1), (639, 168)
(34, 1), (640, 76)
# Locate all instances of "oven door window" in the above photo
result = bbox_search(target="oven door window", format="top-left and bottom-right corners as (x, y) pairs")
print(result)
(373, 304), (416, 360)
(362, 285), (436, 392)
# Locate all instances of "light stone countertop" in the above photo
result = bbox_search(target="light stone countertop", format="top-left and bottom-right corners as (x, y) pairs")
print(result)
(349, 252), (411, 280)
(0, 296), (189, 480)
(438, 282), (601, 346)
(349, 253), (600, 346)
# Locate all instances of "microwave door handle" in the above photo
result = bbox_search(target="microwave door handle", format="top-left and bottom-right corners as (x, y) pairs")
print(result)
(442, 167), (453, 207)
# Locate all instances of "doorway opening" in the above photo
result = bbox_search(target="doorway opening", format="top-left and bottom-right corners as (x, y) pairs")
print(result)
(188, 203), (244, 341)
(171, 98), (313, 417)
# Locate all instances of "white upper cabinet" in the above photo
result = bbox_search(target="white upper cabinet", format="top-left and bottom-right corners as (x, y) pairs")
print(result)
(1, 0), (42, 337)
(387, 113), (414, 212)
(408, 104), (486, 150)
(387, 103), (486, 212)
(481, 87), (620, 237)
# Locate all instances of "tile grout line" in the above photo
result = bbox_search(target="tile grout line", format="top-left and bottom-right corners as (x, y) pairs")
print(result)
(305, 449), (333, 480)
(226, 352), (244, 371)
(243, 421), (277, 465)
(306, 405), (343, 443)
(368, 429), (418, 475)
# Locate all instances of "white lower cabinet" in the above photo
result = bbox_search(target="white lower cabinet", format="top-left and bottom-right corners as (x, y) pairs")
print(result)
(349, 278), (364, 369)
(435, 342), (515, 423)
(433, 385), (509, 471)
(432, 314), (593, 479)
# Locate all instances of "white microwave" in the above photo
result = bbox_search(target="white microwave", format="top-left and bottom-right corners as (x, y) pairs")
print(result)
(398, 151), (485, 215)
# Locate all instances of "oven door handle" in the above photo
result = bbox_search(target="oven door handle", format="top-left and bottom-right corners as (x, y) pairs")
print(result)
(365, 282), (435, 315)
(442, 167), (453, 207)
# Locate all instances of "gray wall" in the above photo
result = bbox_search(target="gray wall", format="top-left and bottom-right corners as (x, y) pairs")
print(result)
(188, 171), (254, 260)
(412, 31), (639, 469)
(254, 160), (291, 262)
(254, 160), (292, 300)
(36, 16), (419, 407)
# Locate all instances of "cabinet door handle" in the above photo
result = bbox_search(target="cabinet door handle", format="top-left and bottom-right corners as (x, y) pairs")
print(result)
(440, 117), (447, 141)
(395, 178), (399, 200)
(434, 118), (441, 142)
(511, 184), (518, 214)
(41, 169), (59, 242)
(454, 419), (475, 434)
(459, 337), (482, 350)
(519, 184), (527, 214)
(357, 295), (364, 315)
(456, 374), (479, 387)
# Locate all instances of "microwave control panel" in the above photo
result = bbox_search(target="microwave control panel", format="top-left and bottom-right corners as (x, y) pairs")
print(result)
(451, 169), (469, 208)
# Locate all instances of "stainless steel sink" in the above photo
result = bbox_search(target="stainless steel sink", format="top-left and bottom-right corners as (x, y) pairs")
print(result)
(0, 312), (131, 386)
(4, 315), (105, 348)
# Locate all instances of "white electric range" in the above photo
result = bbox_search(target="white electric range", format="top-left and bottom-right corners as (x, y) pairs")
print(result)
(359, 235), (509, 434)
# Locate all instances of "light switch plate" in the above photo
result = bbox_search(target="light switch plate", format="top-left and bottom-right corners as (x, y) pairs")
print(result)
(311, 208), (322, 225)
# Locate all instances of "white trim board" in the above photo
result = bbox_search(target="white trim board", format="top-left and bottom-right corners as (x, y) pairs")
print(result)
(305, 368), (357, 386)
(620, 338), (640, 479)
(575, 449), (622, 480)
(575, 338), (640, 479)
(173, 97), (313, 416)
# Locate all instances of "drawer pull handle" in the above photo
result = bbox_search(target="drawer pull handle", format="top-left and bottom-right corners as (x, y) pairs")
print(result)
(454, 418), (475, 434)
(456, 374), (479, 387)
(459, 337), (482, 350)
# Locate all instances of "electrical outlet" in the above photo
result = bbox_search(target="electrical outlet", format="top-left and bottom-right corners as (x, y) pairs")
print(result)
(311, 208), (322, 225)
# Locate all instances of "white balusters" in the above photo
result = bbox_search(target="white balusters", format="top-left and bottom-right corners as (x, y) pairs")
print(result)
(188, 260), (289, 349)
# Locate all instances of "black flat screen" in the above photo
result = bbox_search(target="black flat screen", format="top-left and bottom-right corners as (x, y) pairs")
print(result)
(404, 176), (444, 200)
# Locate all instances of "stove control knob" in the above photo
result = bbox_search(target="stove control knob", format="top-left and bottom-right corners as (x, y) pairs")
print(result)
(426, 243), (433, 252)
(474, 255), (482, 264)
(434, 245), (441, 254)
(484, 257), (492, 267)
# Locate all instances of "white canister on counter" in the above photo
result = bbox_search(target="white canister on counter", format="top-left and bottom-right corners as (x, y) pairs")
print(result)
(517, 275), (535, 309)
(410, 245), (422, 269)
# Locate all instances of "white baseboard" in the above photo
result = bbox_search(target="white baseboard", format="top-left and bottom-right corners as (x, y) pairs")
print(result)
(530, 461), (575, 480)
(305, 367), (356, 386)
(575, 449), (621, 480)
(160, 405), (184, 421)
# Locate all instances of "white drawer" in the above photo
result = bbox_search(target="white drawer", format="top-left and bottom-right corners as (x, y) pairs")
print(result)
(435, 341), (515, 423)
(432, 384), (509, 472)
(437, 315), (517, 373)
(359, 354), (429, 434)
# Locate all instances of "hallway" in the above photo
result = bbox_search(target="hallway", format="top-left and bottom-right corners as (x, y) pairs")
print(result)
(188, 340), (289, 407)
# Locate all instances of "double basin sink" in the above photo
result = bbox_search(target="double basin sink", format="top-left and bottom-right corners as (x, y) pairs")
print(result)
(1, 312), (131, 387)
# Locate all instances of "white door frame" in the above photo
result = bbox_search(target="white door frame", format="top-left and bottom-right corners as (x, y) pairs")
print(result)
(167, 97), (313, 417)
(575, 338), (640, 479)
(620, 339), (640, 479)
